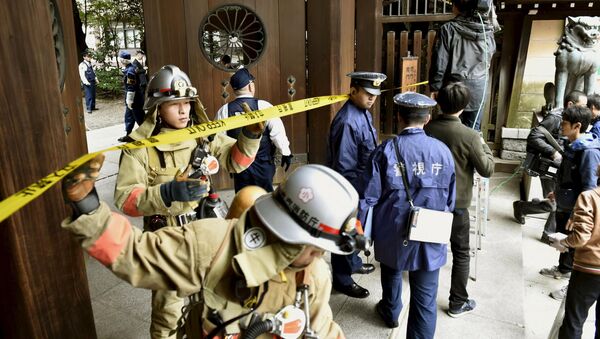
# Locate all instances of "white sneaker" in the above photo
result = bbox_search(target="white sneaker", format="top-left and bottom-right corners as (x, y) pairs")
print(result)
(550, 285), (568, 300)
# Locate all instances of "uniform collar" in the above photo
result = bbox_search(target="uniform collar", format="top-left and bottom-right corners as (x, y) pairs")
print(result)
(235, 94), (254, 99)
(153, 127), (196, 151)
(399, 127), (425, 135)
(231, 212), (304, 288)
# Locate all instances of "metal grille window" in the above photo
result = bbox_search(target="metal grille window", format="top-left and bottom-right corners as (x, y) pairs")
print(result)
(382, 0), (452, 16)
(199, 5), (266, 71)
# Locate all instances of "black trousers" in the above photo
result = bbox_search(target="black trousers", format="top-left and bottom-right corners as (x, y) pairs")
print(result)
(449, 208), (471, 310)
(559, 270), (600, 339)
(556, 211), (575, 273)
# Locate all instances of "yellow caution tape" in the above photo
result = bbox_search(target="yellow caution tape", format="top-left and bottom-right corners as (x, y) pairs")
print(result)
(380, 80), (429, 93)
(0, 95), (349, 223)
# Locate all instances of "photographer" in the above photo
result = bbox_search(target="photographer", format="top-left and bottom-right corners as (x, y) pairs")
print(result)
(513, 91), (587, 243)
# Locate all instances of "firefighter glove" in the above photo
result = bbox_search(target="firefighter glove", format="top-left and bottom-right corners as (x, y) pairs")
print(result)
(160, 166), (209, 206)
(62, 154), (105, 218)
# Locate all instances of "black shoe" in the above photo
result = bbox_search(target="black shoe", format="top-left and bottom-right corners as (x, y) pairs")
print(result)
(333, 282), (370, 298)
(92, 107), (99, 110)
(376, 301), (399, 328)
(86, 111), (92, 114)
(513, 201), (525, 224)
(118, 135), (133, 143)
(353, 263), (375, 275)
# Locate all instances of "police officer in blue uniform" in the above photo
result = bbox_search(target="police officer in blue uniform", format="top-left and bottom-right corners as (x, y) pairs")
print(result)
(215, 68), (293, 192)
(78, 51), (98, 114)
(118, 51), (145, 142)
(327, 71), (387, 298)
(357, 92), (456, 337)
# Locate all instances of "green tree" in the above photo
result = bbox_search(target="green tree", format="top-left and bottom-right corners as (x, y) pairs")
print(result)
(79, 0), (144, 97)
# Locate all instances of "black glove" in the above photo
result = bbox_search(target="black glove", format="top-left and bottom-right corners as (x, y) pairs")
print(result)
(281, 154), (293, 172)
(160, 178), (209, 207)
(62, 154), (105, 218)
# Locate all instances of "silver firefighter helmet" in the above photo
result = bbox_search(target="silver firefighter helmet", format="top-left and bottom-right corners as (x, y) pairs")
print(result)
(144, 65), (198, 111)
(253, 164), (362, 255)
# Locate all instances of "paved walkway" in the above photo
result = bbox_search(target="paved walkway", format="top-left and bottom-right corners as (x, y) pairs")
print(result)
(85, 124), (596, 339)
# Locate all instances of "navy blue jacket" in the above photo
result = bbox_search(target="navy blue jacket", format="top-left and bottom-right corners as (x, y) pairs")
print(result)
(123, 63), (142, 93)
(326, 100), (378, 190)
(556, 133), (600, 211)
(590, 119), (600, 140)
(357, 129), (456, 271)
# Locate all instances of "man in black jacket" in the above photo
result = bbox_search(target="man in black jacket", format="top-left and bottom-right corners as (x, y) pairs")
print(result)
(429, 0), (497, 131)
(513, 90), (587, 242)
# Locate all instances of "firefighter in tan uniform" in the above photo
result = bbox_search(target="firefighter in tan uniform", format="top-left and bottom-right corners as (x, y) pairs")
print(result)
(63, 159), (366, 338)
(113, 65), (262, 338)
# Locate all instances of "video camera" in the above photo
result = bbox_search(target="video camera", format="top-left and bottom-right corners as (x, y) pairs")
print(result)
(521, 152), (559, 180)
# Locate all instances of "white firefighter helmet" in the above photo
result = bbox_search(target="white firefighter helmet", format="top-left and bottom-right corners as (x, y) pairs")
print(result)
(252, 164), (362, 255)
(143, 65), (198, 111)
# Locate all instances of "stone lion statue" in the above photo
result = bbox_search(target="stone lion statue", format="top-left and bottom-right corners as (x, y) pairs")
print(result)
(554, 16), (600, 108)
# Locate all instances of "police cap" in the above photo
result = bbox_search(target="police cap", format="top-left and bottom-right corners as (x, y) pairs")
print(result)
(119, 51), (131, 60)
(230, 68), (255, 90)
(347, 72), (387, 95)
(393, 91), (436, 115)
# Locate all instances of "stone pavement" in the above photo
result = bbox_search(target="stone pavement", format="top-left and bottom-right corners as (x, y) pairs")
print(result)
(84, 124), (596, 339)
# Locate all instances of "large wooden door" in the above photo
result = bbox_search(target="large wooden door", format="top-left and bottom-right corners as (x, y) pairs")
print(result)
(0, 0), (96, 337)
(143, 0), (307, 189)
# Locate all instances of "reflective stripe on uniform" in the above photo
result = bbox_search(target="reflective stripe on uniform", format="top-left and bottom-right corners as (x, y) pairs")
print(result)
(87, 212), (132, 265)
(123, 187), (145, 217)
(230, 143), (255, 167)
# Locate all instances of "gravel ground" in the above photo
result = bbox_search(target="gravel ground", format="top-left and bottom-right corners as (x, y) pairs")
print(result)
(83, 97), (127, 130)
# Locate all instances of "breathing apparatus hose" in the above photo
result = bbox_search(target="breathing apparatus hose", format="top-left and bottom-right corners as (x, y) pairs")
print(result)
(241, 319), (274, 339)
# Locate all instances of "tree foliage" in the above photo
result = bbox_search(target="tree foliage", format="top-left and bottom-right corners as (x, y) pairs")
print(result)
(78, 0), (144, 96)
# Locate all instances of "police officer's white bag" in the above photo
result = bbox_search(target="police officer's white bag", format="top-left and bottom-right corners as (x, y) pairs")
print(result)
(393, 141), (453, 245)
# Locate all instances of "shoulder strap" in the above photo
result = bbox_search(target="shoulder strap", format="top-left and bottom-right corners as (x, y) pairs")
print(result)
(392, 139), (414, 207)
(537, 125), (564, 155)
(147, 147), (166, 168)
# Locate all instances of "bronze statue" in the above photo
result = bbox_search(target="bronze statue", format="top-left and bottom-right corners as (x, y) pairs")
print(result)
(554, 16), (600, 108)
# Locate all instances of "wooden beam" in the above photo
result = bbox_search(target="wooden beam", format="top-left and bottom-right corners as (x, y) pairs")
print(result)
(495, 12), (525, 146)
(380, 14), (454, 23)
(306, 0), (355, 164)
(506, 16), (533, 128)
(356, 0), (383, 137)
(0, 0), (96, 337)
(385, 31), (396, 135)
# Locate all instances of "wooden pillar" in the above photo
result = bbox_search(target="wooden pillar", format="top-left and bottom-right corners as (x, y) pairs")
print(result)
(0, 0), (96, 337)
(356, 0), (383, 134)
(142, 0), (188, 74)
(306, 0), (355, 164)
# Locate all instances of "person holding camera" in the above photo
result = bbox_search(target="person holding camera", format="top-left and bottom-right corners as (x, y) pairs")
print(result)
(513, 90), (588, 243)
(113, 65), (262, 339)
(357, 92), (455, 337)
(63, 159), (353, 338)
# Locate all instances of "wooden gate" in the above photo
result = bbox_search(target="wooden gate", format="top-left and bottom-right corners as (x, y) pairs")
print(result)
(381, 29), (437, 139)
(143, 0), (307, 189)
(358, 0), (501, 147)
